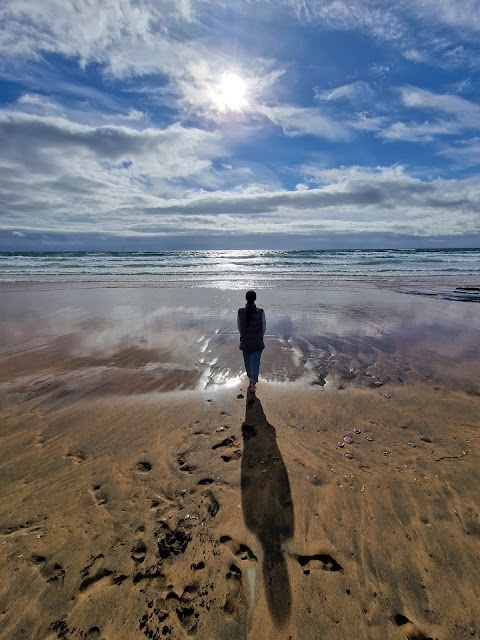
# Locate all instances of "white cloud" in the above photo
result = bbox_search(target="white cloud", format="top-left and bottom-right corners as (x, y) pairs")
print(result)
(0, 0), (286, 118)
(371, 63), (391, 76)
(283, 0), (404, 40)
(349, 112), (388, 133)
(255, 104), (350, 140)
(379, 86), (480, 142)
(0, 110), (225, 234)
(0, 111), (219, 177)
(281, 0), (480, 70)
(13, 92), (146, 129)
(315, 81), (373, 103)
(403, 49), (426, 63)
(284, 0), (480, 36)
(2, 0), (479, 92)
(381, 120), (459, 143)
(0, 0), (157, 65)
(440, 138), (480, 167)
(399, 86), (480, 125)
(1, 111), (478, 241)
(449, 78), (472, 94)
(406, 0), (480, 33)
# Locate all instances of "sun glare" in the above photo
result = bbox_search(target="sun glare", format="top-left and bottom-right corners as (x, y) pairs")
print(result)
(213, 72), (248, 111)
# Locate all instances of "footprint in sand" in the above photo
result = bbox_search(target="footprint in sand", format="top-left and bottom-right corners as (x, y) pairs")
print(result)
(66, 450), (86, 464)
(80, 554), (105, 579)
(176, 453), (197, 473)
(197, 478), (214, 486)
(221, 451), (241, 462)
(177, 487), (219, 524)
(30, 555), (66, 584)
(142, 586), (201, 637)
(157, 523), (191, 560)
(80, 568), (114, 593)
(35, 433), (45, 447)
(296, 553), (343, 575)
(392, 613), (434, 640)
(139, 610), (170, 639)
(223, 563), (245, 618)
(131, 542), (147, 564)
(135, 460), (152, 472)
(192, 490), (220, 521)
(212, 437), (242, 462)
(91, 484), (108, 506)
(205, 492), (220, 519)
(212, 437), (236, 450)
(220, 536), (258, 562)
(176, 585), (200, 636)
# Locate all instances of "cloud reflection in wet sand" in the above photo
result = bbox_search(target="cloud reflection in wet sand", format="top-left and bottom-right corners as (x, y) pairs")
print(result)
(1, 284), (479, 395)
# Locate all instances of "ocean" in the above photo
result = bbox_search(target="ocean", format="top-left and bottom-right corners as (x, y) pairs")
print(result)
(0, 249), (479, 294)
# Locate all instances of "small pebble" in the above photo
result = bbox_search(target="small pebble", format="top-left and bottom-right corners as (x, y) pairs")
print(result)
(216, 427), (225, 432)
(383, 450), (389, 456)
(420, 435), (432, 443)
(384, 393), (391, 398)
(343, 436), (353, 444)
(237, 394), (244, 399)
(337, 441), (345, 448)
(366, 437), (373, 442)
(408, 442), (416, 448)
(345, 453), (354, 459)
(353, 428), (361, 434)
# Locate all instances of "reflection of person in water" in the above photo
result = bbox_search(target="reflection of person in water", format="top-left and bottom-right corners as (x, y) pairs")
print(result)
(237, 290), (266, 394)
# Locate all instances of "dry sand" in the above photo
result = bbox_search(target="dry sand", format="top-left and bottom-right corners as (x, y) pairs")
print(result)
(0, 284), (479, 640)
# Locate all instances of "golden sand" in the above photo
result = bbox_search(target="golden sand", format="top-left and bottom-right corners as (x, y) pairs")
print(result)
(1, 378), (479, 639)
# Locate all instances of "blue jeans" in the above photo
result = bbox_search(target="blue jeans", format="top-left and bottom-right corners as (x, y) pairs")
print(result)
(242, 350), (262, 383)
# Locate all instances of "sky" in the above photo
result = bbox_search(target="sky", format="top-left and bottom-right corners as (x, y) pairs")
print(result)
(1, 0), (480, 251)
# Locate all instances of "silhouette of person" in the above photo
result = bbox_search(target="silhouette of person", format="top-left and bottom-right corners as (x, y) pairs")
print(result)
(237, 290), (266, 393)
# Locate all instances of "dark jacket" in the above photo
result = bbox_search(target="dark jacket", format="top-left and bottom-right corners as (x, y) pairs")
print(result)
(237, 305), (266, 351)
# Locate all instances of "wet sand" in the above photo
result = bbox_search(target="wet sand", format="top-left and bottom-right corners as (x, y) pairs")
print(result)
(0, 283), (479, 640)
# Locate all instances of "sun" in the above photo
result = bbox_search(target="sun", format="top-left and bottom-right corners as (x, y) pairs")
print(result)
(213, 72), (248, 112)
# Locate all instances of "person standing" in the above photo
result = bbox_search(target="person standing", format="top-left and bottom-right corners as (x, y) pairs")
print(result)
(237, 290), (266, 393)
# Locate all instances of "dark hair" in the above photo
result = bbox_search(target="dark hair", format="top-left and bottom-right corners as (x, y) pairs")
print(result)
(245, 290), (256, 327)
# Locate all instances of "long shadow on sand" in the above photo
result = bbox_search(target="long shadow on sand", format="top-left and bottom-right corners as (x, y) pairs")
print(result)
(241, 392), (295, 627)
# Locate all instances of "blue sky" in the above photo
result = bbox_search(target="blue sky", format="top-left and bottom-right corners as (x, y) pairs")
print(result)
(1, 0), (480, 250)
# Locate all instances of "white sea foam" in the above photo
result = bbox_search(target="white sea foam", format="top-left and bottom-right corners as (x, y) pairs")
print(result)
(0, 249), (478, 288)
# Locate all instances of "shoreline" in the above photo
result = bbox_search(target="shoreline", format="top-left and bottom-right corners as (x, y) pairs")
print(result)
(1, 273), (479, 288)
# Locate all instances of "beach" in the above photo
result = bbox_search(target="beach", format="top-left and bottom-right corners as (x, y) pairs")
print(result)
(1, 279), (480, 640)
